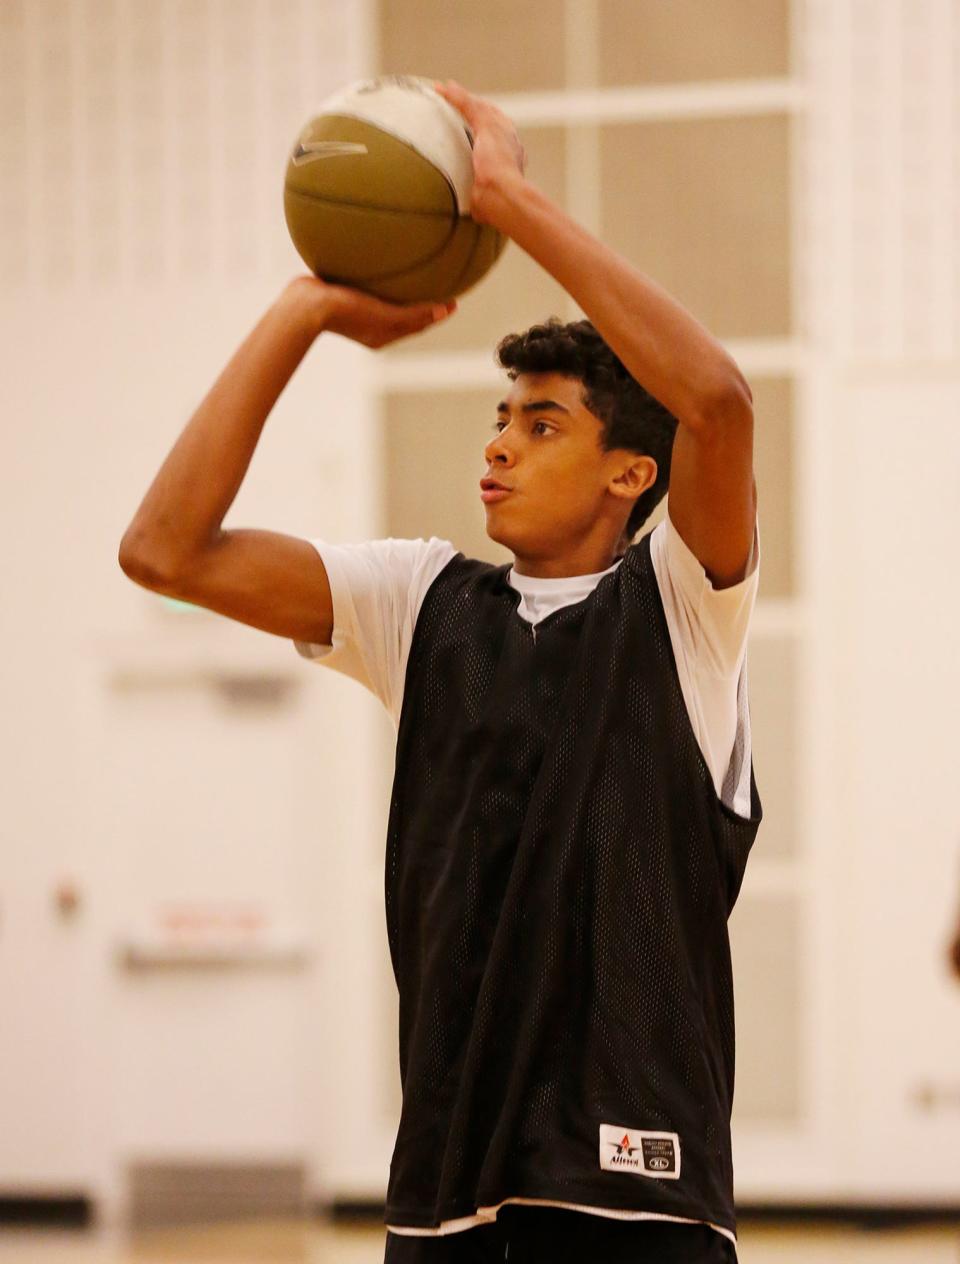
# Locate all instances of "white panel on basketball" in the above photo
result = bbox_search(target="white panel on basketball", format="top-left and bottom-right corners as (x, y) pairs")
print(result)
(310, 75), (476, 213)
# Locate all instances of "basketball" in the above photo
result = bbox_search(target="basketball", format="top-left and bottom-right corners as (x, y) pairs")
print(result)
(283, 74), (508, 303)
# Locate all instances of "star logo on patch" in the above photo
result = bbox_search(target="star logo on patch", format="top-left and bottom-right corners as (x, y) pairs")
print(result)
(615, 1132), (641, 1156)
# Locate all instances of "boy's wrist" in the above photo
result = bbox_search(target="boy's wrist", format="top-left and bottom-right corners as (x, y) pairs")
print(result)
(474, 169), (532, 236)
(279, 275), (334, 337)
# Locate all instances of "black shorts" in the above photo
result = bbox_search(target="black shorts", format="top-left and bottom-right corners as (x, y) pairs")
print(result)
(384, 1205), (737, 1263)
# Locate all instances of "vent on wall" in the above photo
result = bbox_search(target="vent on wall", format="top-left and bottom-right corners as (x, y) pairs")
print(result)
(126, 1160), (307, 1228)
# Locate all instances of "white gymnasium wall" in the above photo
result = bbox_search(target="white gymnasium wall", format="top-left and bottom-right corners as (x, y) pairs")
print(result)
(788, 0), (960, 1198)
(0, 0), (396, 1223)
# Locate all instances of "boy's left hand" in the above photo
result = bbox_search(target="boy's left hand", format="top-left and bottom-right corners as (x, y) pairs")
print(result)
(433, 80), (527, 227)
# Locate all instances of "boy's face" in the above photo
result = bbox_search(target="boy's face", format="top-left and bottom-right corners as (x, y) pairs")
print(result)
(481, 371), (652, 571)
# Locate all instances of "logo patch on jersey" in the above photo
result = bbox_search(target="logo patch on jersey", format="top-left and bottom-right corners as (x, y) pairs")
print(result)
(599, 1124), (681, 1180)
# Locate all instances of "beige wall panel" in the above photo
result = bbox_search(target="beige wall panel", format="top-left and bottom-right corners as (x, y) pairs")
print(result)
(597, 0), (790, 88)
(387, 128), (571, 355)
(751, 376), (794, 600)
(729, 893), (802, 1123)
(382, 387), (511, 562)
(377, 0), (566, 93)
(598, 115), (792, 340)
(744, 633), (798, 861)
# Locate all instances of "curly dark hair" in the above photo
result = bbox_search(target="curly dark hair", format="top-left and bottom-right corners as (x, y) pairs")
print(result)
(495, 317), (678, 541)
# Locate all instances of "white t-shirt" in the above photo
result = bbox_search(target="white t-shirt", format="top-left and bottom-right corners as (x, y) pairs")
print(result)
(294, 510), (760, 819)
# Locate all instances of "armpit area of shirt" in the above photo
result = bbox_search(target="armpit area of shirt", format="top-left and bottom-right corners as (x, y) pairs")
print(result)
(291, 541), (361, 672)
(664, 509), (760, 594)
(292, 535), (459, 723)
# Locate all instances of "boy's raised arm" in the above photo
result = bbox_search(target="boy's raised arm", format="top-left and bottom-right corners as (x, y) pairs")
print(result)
(118, 277), (454, 642)
(435, 79), (756, 590)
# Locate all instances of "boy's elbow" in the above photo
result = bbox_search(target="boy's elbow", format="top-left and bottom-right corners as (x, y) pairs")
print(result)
(118, 537), (166, 588)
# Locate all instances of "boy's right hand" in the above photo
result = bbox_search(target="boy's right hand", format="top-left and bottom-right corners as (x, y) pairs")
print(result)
(284, 274), (456, 348)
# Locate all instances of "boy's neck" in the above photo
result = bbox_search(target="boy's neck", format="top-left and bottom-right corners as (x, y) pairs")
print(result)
(511, 545), (626, 579)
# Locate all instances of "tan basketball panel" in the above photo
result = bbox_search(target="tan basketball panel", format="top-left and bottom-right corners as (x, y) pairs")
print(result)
(283, 194), (456, 286)
(456, 223), (509, 292)
(284, 115), (455, 214)
(357, 218), (506, 303)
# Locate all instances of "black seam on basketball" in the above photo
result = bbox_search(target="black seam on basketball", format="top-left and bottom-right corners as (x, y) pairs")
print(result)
(285, 186), (453, 217)
(289, 177), (465, 286)
(357, 168), (463, 284)
(444, 217), (483, 295)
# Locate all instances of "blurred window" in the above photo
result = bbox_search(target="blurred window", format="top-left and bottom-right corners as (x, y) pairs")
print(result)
(599, 115), (793, 341)
(597, 0), (791, 87)
(377, 0), (567, 94)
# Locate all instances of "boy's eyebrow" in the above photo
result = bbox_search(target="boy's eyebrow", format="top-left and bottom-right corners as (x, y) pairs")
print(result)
(495, 399), (571, 415)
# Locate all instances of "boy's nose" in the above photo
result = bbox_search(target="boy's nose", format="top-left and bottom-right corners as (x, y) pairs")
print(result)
(484, 434), (516, 465)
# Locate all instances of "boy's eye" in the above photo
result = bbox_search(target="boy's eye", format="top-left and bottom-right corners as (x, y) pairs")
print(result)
(491, 419), (555, 434)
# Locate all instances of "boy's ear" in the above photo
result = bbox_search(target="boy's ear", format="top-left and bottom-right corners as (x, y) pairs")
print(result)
(610, 454), (657, 502)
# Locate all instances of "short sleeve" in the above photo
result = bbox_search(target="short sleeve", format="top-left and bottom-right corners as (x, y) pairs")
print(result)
(293, 536), (457, 725)
(650, 509), (761, 816)
(658, 508), (761, 678)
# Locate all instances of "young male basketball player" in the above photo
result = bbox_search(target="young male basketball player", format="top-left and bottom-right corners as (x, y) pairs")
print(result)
(120, 79), (760, 1263)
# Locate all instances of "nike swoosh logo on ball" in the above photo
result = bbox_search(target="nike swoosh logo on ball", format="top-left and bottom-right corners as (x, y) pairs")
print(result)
(291, 140), (369, 165)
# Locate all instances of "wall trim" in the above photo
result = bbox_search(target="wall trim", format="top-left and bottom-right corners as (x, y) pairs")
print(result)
(0, 1196), (92, 1227)
(2, 1194), (957, 1231)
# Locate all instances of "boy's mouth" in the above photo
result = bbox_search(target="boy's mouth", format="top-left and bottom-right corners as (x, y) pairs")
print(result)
(480, 477), (512, 503)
